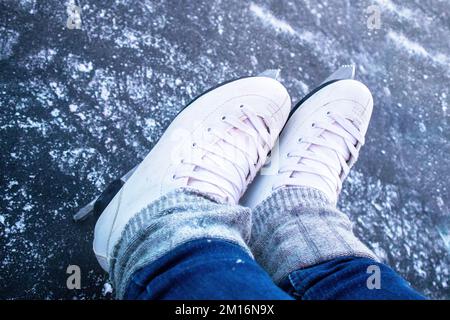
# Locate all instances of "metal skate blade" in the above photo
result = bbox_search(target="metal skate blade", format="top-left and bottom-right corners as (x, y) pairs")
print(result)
(258, 69), (281, 81)
(320, 64), (355, 85)
(73, 166), (137, 222)
(73, 198), (97, 222)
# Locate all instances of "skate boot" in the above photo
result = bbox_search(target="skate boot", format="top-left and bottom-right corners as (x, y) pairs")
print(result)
(93, 73), (291, 271)
(241, 67), (373, 207)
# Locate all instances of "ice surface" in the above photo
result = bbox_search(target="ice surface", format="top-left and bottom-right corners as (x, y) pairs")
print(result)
(0, 0), (449, 299)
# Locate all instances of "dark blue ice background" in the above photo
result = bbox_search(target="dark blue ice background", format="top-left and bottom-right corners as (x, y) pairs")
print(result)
(0, 0), (449, 299)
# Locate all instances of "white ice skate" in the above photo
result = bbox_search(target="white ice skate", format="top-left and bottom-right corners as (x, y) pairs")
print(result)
(91, 72), (291, 271)
(241, 65), (373, 207)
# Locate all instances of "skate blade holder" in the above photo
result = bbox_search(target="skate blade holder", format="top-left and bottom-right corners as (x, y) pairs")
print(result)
(73, 166), (136, 222)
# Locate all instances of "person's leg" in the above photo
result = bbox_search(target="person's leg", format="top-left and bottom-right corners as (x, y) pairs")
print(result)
(249, 187), (425, 300)
(279, 256), (425, 300)
(93, 76), (292, 298)
(124, 237), (292, 300)
(242, 79), (426, 299)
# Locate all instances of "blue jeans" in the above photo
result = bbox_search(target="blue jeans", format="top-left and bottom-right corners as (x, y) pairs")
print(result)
(124, 238), (425, 300)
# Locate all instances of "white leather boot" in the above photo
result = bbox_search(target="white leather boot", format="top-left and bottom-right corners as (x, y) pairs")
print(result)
(242, 79), (373, 207)
(94, 76), (291, 271)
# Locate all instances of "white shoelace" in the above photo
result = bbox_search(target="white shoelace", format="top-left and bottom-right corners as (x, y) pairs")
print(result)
(275, 112), (364, 196)
(174, 105), (275, 204)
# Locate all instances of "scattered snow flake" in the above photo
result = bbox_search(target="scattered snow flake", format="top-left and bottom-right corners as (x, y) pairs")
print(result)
(77, 61), (93, 73)
(419, 122), (427, 133)
(249, 3), (296, 35)
(100, 85), (110, 100)
(145, 118), (156, 127)
(69, 104), (78, 112)
(51, 108), (60, 117)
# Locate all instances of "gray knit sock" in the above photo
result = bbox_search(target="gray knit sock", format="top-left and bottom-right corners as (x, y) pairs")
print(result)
(110, 187), (252, 299)
(250, 186), (379, 284)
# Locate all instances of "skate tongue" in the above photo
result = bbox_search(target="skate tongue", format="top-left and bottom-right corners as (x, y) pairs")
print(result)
(292, 121), (357, 202)
(187, 121), (260, 203)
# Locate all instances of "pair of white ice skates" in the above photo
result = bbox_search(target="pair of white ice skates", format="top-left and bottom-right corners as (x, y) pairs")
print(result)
(91, 66), (374, 271)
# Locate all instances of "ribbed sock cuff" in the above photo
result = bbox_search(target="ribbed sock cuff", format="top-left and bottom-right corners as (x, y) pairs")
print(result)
(250, 186), (379, 284)
(110, 188), (252, 299)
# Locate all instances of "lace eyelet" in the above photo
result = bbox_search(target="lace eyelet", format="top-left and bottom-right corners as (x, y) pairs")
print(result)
(221, 116), (226, 120)
(297, 138), (302, 143)
(311, 123), (316, 127)
(326, 111), (331, 115)
(240, 105), (244, 108)
(192, 142), (197, 147)
(172, 174), (177, 180)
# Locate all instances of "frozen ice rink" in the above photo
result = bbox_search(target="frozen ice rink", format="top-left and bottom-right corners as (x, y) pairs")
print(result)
(1, 0), (449, 299)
